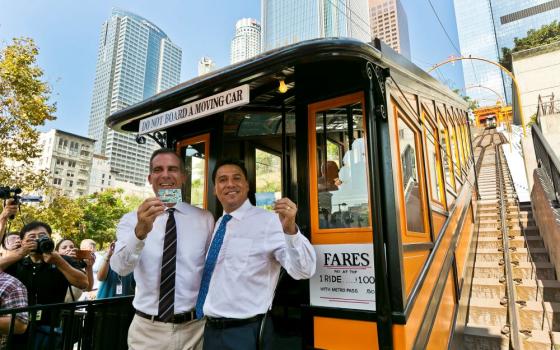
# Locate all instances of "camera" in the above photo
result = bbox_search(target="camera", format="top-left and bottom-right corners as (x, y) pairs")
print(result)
(36, 236), (55, 254)
(0, 186), (22, 203)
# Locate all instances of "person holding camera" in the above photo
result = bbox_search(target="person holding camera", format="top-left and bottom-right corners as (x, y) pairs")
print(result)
(0, 199), (17, 244)
(0, 221), (88, 349)
(55, 238), (96, 302)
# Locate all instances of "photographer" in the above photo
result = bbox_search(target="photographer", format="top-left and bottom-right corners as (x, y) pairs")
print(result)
(0, 221), (88, 349)
(55, 238), (96, 301)
(0, 199), (17, 243)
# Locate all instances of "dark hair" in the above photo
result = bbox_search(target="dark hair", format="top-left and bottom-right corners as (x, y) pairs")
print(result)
(19, 221), (52, 239)
(1, 232), (20, 249)
(212, 159), (248, 184)
(149, 148), (185, 174)
(55, 238), (76, 252)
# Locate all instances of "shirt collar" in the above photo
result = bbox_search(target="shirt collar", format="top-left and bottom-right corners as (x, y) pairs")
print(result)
(222, 199), (252, 221)
(170, 202), (189, 214)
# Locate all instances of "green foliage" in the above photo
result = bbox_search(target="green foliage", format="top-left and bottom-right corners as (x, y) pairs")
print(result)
(500, 21), (560, 71)
(453, 89), (479, 111)
(0, 38), (56, 190)
(527, 113), (538, 127)
(13, 189), (132, 248)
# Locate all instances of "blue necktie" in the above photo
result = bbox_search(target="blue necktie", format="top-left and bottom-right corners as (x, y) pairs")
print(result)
(195, 214), (233, 319)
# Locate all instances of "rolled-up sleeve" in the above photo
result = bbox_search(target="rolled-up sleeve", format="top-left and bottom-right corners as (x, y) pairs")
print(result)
(271, 218), (317, 280)
(111, 212), (145, 276)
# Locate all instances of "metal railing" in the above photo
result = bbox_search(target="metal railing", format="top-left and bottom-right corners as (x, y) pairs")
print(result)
(531, 124), (560, 206)
(0, 296), (134, 350)
(536, 93), (560, 120)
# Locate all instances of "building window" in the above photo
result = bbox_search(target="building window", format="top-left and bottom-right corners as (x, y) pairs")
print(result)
(68, 161), (76, 168)
(53, 178), (62, 185)
(68, 180), (73, 187)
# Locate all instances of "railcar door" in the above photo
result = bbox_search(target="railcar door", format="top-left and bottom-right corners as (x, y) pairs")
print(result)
(306, 92), (379, 349)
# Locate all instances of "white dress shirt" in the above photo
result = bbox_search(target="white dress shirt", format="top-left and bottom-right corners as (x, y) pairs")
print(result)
(111, 202), (214, 315)
(203, 199), (316, 319)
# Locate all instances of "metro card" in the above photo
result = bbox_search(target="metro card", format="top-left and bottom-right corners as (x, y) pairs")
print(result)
(158, 188), (182, 204)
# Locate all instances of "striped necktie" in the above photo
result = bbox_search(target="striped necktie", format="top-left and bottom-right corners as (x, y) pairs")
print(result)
(158, 208), (177, 322)
(195, 214), (233, 319)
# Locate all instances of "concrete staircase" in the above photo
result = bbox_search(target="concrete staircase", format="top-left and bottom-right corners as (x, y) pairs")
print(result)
(462, 132), (560, 349)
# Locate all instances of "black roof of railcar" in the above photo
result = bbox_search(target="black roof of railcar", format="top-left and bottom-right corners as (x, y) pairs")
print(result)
(107, 38), (467, 133)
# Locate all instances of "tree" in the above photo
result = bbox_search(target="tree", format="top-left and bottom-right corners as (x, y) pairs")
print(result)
(499, 21), (560, 72)
(77, 189), (130, 248)
(0, 38), (56, 190)
(453, 89), (479, 111)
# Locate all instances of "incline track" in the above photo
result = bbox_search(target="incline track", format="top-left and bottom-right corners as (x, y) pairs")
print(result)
(462, 129), (560, 349)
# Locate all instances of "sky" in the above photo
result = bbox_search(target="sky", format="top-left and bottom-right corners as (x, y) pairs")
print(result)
(0, 0), (465, 137)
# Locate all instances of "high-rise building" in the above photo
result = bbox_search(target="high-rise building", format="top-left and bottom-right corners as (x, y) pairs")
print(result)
(35, 129), (95, 198)
(262, 0), (371, 52)
(198, 57), (216, 76)
(231, 18), (262, 64)
(368, 0), (411, 59)
(88, 8), (182, 186)
(453, 0), (560, 105)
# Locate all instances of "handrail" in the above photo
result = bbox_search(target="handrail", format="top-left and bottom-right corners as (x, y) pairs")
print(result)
(531, 124), (560, 205)
(0, 296), (134, 350)
(495, 143), (521, 350)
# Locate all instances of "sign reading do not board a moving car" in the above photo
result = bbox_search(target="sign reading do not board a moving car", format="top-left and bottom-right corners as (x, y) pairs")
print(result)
(139, 84), (250, 134)
(310, 244), (376, 311)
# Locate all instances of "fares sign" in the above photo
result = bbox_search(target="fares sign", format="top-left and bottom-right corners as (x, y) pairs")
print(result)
(139, 84), (250, 134)
(310, 244), (376, 311)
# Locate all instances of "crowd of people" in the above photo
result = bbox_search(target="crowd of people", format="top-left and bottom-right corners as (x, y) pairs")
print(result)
(0, 149), (317, 350)
(0, 205), (136, 349)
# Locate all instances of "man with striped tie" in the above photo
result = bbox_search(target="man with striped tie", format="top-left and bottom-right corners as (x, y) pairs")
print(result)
(196, 159), (316, 349)
(111, 149), (215, 350)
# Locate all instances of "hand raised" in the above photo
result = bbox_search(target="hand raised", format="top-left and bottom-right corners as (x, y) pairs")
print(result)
(273, 198), (298, 235)
(135, 197), (165, 240)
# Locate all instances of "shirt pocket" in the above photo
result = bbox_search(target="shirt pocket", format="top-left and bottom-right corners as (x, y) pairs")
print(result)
(224, 237), (253, 274)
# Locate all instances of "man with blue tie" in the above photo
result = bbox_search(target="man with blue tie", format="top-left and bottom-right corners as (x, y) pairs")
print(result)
(112, 149), (214, 350)
(196, 159), (316, 349)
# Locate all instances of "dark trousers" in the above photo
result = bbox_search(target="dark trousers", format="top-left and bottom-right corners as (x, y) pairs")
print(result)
(202, 316), (273, 350)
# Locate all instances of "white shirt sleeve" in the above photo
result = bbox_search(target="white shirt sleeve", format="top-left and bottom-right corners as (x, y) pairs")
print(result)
(110, 211), (145, 276)
(269, 216), (317, 280)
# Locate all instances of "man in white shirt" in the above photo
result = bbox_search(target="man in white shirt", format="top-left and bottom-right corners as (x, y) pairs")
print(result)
(111, 149), (214, 350)
(196, 159), (316, 350)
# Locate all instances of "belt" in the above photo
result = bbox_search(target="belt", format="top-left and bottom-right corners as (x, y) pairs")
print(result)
(206, 314), (264, 329)
(135, 309), (196, 324)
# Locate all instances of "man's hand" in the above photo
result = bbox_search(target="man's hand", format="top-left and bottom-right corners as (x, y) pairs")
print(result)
(42, 251), (62, 264)
(273, 198), (298, 235)
(0, 199), (17, 221)
(135, 197), (165, 240)
(15, 235), (37, 257)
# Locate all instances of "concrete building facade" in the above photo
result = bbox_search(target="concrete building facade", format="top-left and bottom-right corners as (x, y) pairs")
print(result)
(198, 57), (216, 76)
(368, 0), (410, 59)
(35, 129), (95, 198)
(512, 40), (560, 121)
(230, 18), (262, 64)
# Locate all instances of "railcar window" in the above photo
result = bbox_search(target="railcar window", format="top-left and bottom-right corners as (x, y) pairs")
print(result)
(255, 148), (282, 211)
(314, 102), (370, 230)
(178, 134), (209, 209)
(439, 120), (456, 206)
(397, 117), (426, 233)
(449, 124), (461, 179)
(425, 122), (445, 207)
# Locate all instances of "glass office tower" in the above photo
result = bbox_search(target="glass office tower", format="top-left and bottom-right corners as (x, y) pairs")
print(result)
(262, 0), (371, 52)
(454, 0), (560, 105)
(88, 9), (182, 186)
